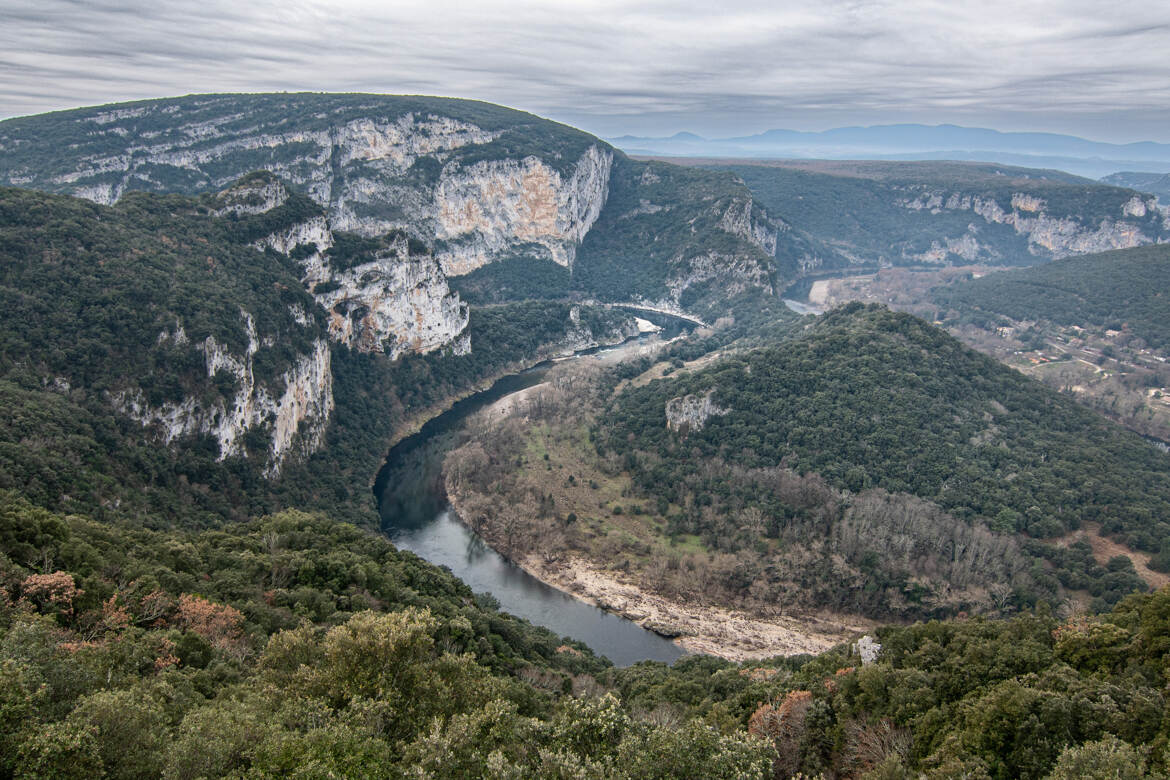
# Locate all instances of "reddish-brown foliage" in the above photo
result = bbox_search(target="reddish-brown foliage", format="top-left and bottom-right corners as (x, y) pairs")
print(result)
(176, 594), (246, 656)
(20, 571), (82, 615)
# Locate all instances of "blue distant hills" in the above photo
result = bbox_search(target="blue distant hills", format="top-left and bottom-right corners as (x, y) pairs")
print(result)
(609, 123), (1170, 180)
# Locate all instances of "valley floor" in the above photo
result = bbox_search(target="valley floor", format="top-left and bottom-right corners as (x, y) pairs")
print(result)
(446, 489), (871, 661)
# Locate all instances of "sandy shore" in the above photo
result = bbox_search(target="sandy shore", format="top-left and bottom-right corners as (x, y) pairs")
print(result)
(447, 492), (871, 661)
(517, 552), (871, 661)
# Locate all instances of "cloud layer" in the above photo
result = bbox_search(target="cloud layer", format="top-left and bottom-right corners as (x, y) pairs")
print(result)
(3, 0), (1169, 141)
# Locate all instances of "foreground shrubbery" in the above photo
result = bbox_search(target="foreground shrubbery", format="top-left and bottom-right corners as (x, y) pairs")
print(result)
(5, 490), (1170, 778)
(0, 494), (772, 778)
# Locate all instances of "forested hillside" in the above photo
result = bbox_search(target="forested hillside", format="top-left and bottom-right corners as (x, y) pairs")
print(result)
(0, 183), (638, 528)
(605, 305), (1170, 541)
(698, 159), (1168, 269)
(586, 304), (1170, 612)
(1102, 171), (1170, 201)
(936, 244), (1170, 350)
(10, 487), (1170, 778)
(928, 244), (1170, 444)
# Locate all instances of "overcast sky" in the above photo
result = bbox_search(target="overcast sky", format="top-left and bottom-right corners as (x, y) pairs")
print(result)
(3, 0), (1170, 142)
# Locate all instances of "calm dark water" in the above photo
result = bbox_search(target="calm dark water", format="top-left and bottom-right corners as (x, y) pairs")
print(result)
(375, 322), (691, 667)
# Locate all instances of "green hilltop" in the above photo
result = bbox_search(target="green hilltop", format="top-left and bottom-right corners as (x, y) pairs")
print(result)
(599, 304), (1170, 612)
(935, 243), (1170, 351)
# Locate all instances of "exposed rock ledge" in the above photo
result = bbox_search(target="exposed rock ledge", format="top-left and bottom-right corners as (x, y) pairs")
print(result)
(445, 488), (871, 661)
(665, 390), (727, 433)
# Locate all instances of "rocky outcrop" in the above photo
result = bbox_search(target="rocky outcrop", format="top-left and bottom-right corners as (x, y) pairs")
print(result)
(901, 190), (1162, 260)
(212, 174), (289, 216)
(665, 251), (775, 305)
(918, 232), (982, 264)
(853, 635), (882, 665)
(121, 313), (334, 475)
(666, 391), (727, 433)
(314, 235), (470, 358)
(434, 146), (612, 274)
(257, 211), (469, 359)
(718, 197), (778, 257)
(554, 305), (639, 354)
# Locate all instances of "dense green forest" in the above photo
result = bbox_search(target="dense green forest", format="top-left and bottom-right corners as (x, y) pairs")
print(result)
(598, 304), (1170, 607)
(5, 491), (1170, 778)
(935, 243), (1170, 350)
(0, 184), (636, 529)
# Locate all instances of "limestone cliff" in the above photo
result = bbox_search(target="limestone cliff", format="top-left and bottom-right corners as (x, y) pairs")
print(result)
(710, 161), (1170, 271)
(665, 391), (727, 433)
(899, 190), (1165, 262)
(225, 173), (470, 358)
(120, 313), (334, 476)
(435, 145), (612, 275)
(0, 94), (612, 285)
(312, 234), (470, 359)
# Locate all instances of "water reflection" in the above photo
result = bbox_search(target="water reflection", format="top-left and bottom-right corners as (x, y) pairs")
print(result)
(387, 509), (684, 667)
(376, 323), (691, 667)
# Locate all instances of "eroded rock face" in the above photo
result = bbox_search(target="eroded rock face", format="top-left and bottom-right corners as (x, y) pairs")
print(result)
(666, 391), (728, 433)
(435, 145), (612, 274)
(257, 214), (469, 359)
(719, 196), (778, 257)
(121, 313), (334, 475)
(854, 635), (882, 665)
(8, 97), (612, 280)
(313, 235), (470, 359)
(900, 190), (1164, 261)
(666, 250), (775, 306)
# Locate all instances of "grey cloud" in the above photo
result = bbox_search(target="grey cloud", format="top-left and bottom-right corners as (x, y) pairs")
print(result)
(1, 0), (1169, 142)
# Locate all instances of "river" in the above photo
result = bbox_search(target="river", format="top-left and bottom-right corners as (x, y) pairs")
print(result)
(375, 320), (691, 667)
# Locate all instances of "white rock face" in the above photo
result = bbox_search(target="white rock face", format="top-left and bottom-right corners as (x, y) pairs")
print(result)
(435, 146), (612, 274)
(900, 190), (1158, 260)
(919, 231), (982, 264)
(122, 313), (334, 475)
(268, 339), (334, 472)
(37, 104), (612, 279)
(718, 197), (778, 257)
(854, 635), (882, 665)
(50, 112), (500, 211)
(316, 236), (470, 358)
(259, 215), (469, 358)
(666, 251), (774, 306)
(213, 176), (290, 216)
(666, 391), (728, 433)
(255, 215), (335, 286)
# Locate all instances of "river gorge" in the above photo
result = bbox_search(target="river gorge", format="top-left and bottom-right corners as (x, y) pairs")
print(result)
(374, 319), (693, 666)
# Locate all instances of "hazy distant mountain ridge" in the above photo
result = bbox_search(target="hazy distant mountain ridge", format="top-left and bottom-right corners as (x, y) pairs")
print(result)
(612, 123), (1170, 179)
(1102, 171), (1170, 202)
